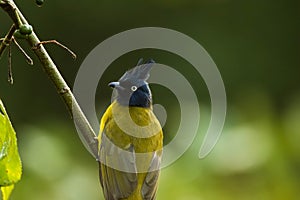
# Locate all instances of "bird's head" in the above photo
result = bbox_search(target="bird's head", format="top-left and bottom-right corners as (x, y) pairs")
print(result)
(109, 59), (155, 108)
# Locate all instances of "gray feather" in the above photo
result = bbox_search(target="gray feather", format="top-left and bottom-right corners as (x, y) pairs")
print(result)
(119, 59), (155, 82)
(99, 133), (138, 199)
(142, 151), (162, 200)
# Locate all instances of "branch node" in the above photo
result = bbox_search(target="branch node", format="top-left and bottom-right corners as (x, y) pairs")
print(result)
(1, 38), (10, 46)
(59, 87), (70, 95)
(34, 40), (77, 59)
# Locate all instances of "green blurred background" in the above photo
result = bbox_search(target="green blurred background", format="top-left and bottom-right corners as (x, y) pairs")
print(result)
(1, 0), (300, 199)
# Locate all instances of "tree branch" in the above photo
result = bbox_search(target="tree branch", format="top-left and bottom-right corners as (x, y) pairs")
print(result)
(0, 0), (98, 159)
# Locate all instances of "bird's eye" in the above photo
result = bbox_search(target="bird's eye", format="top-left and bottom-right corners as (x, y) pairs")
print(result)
(131, 86), (137, 91)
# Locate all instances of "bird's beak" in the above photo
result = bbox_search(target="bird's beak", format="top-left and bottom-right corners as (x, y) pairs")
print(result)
(108, 81), (119, 88)
(108, 82), (124, 90)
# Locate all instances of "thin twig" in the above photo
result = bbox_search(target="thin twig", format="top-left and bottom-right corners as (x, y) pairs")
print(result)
(35, 40), (77, 59)
(0, 24), (16, 58)
(12, 37), (33, 65)
(8, 44), (13, 84)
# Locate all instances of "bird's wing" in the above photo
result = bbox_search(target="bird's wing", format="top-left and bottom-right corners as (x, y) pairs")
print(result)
(141, 150), (163, 200)
(99, 132), (138, 200)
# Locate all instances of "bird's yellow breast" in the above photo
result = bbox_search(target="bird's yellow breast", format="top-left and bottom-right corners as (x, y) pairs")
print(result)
(98, 101), (163, 152)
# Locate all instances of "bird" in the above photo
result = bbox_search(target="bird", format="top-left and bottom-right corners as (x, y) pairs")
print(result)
(98, 59), (163, 200)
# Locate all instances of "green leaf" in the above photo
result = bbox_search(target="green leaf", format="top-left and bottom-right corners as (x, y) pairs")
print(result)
(0, 99), (22, 200)
(0, 185), (14, 200)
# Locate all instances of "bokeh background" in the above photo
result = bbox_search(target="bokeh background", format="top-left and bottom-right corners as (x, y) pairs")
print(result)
(1, 0), (300, 199)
